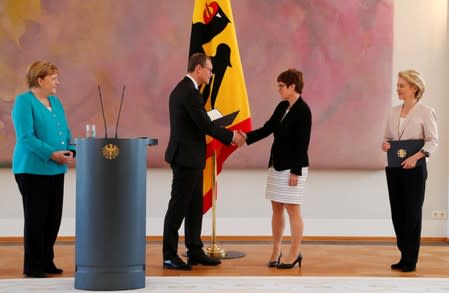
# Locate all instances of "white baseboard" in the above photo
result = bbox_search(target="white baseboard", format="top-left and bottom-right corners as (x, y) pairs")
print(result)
(0, 217), (446, 237)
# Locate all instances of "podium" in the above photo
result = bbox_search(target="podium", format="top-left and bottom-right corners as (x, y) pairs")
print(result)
(74, 137), (157, 291)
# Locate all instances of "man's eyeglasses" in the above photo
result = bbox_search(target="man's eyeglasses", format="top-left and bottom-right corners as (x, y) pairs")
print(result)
(202, 65), (213, 73)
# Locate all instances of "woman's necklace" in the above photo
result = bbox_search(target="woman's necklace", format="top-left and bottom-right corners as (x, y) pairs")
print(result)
(37, 97), (50, 107)
(401, 101), (417, 117)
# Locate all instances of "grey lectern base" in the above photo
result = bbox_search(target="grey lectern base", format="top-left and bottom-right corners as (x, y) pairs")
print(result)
(76, 269), (143, 291)
(74, 137), (157, 291)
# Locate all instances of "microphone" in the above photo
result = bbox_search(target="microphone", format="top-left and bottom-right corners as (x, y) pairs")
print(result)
(114, 85), (126, 139)
(98, 85), (108, 138)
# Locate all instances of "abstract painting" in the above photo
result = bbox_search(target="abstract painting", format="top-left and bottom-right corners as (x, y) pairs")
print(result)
(0, 0), (393, 169)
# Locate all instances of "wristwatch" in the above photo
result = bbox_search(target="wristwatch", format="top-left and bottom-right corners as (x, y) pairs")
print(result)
(420, 149), (430, 157)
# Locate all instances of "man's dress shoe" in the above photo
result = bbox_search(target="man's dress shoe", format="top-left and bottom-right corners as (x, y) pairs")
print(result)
(163, 256), (192, 270)
(188, 254), (221, 266)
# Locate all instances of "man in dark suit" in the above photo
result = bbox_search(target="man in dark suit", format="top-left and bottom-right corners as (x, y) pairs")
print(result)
(163, 53), (245, 270)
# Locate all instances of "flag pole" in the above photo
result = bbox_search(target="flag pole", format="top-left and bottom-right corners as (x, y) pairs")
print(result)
(205, 149), (245, 259)
(205, 150), (225, 257)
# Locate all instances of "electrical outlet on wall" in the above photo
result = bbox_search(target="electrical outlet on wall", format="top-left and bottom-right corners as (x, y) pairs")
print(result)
(431, 210), (447, 219)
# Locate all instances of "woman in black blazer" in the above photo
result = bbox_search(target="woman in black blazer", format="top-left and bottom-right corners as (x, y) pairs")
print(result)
(244, 68), (312, 269)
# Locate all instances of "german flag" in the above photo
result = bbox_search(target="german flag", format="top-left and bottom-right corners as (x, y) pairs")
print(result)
(189, 0), (252, 213)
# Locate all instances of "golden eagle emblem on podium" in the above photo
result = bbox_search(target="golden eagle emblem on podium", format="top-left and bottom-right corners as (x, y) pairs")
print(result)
(102, 144), (120, 160)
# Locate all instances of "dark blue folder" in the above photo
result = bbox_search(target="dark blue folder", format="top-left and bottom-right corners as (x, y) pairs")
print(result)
(387, 139), (425, 167)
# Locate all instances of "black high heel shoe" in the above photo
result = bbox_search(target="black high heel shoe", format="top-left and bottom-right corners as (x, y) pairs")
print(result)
(276, 253), (302, 269)
(267, 253), (282, 268)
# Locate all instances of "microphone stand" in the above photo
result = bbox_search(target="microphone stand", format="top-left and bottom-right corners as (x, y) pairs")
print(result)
(114, 85), (126, 139)
(98, 85), (108, 138)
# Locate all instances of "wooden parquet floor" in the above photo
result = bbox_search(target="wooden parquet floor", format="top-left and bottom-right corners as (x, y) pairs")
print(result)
(1, 240), (449, 279)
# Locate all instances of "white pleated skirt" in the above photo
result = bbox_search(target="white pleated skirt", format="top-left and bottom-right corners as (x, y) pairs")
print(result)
(265, 167), (308, 205)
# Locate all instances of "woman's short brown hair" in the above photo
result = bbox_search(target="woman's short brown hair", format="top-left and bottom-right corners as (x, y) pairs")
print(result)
(25, 61), (59, 88)
(277, 68), (304, 94)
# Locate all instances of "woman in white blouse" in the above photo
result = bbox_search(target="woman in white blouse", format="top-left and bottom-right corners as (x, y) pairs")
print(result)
(381, 70), (439, 272)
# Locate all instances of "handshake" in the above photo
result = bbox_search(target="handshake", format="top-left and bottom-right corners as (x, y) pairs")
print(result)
(231, 130), (247, 147)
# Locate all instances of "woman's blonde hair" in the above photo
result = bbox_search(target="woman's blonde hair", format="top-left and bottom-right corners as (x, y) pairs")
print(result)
(398, 69), (425, 100)
(25, 61), (58, 88)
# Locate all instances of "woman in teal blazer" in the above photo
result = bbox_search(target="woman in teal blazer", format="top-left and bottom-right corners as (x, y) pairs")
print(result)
(11, 61), (75, 278)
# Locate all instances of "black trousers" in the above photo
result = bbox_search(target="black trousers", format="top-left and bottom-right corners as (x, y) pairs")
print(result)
(385, 166), (427, 266)
(162, 165), (204, 260)
(15, 173), (64, 274)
